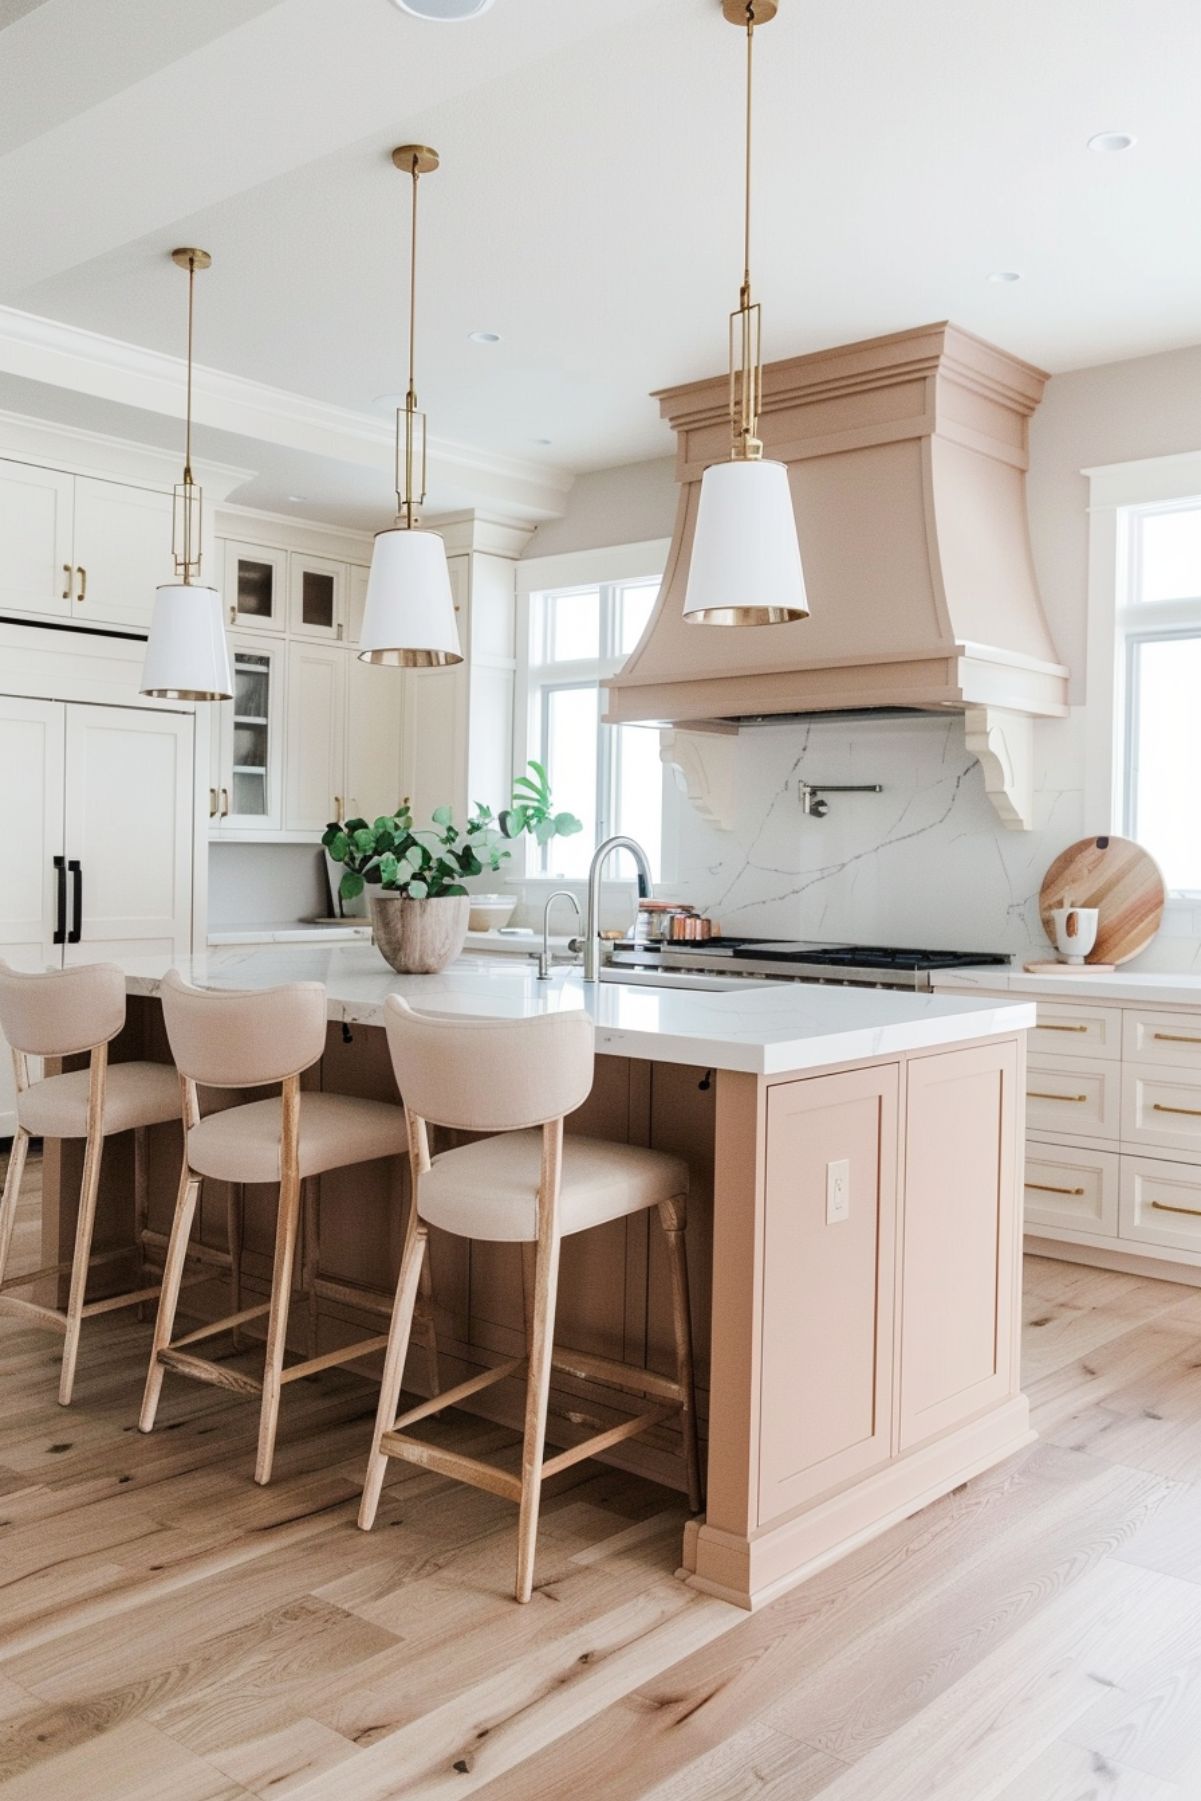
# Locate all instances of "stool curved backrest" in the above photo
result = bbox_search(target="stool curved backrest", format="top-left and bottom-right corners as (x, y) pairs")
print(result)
(383, 996), (594, 1133)
(161, 969), (328, 1089)
(0, 959), (125, 1058)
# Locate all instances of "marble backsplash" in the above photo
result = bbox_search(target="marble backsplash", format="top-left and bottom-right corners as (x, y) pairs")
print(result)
(670, 710), (1201, 973)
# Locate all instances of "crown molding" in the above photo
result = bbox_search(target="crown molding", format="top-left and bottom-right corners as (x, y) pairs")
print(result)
(0, 406), (253, 499)
(0, 304), (575, 522)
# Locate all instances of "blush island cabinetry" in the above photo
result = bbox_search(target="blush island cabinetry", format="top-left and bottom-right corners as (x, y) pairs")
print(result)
(40, 952), (1033, 1611)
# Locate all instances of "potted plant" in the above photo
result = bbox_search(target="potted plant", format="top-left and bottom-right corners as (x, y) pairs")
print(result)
(322, 762), (581, 974)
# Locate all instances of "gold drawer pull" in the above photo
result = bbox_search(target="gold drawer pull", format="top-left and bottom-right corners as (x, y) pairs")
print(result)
(1152, 1102), (1201, 1118)
(1028, 1090), (1087, 1103)
(1153, 1032), (1201, 1045)
(1151, 1199), (1201, 1219)
(1040, 1022), (1089, 1033)
(1026, 1181), (1086, 1196)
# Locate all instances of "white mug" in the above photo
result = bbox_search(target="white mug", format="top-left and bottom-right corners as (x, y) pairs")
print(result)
(1050, 905), (1099, 965)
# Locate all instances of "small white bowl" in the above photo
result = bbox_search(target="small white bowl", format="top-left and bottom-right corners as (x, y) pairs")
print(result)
(468, 894), (517, 933)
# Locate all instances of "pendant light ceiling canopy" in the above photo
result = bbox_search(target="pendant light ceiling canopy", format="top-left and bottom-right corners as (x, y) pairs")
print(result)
(358, 145), (462, 669)
(683, 0), (808, 628)
(140, 248), (232, 700)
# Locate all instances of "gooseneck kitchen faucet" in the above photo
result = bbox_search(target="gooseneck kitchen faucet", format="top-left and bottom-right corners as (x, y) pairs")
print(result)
(583, 836), (653, 981)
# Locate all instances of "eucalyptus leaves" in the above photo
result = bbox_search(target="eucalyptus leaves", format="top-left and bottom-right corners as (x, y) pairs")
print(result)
(322, 762), (582, 904)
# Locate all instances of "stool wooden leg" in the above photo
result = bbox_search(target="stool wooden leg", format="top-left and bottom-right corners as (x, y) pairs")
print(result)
(255, 1156), (302, 1487)
(359, 1205), (429, 1530)
(302, 1176), (320, 1359)
(417, 1240), (439, 1398)
(0, 1127), (30, 1291)
(659, 1194), (703, 1514)
(515, 1126), (564, 1604)
(133, 1126), (150, 1322)
(59, 1052), (108, 1406)
(140, 1162), (201, 1432)
(226, 1184), (244, 1350)
(520, 1242), (536, 1357)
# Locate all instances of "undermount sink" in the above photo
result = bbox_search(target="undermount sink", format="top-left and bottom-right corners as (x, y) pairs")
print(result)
(598, 965), (763, 993)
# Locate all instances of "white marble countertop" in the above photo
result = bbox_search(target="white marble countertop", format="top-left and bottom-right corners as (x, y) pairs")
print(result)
(121, 945), (1035, 1076)
(932, 966), (1201, 1007)
(208, 922), (372, 945)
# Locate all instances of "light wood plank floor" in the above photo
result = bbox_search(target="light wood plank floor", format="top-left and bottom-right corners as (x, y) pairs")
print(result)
(5, 1151), (1201, 1798)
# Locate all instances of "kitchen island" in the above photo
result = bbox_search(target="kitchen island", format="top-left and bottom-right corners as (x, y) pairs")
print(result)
(42, 947), (1035, 1609)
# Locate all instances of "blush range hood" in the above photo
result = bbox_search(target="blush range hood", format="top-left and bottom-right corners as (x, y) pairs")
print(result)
(604, 322), (1068, 830)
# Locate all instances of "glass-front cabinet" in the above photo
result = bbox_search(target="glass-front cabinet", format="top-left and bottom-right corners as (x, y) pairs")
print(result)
(210, 634), (284, 835)
(223, 540), (287, 632)
(288, 552), (346, 642)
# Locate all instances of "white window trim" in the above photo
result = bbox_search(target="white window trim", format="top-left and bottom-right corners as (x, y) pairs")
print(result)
(1086, 449), (1201, 901)
(513, 538), (672, 886)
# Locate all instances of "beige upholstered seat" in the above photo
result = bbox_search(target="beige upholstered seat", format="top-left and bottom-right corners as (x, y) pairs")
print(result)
(358, 996), (703, 1604)
(140, 970), (416, 1487)
(187, 1092), (408, 1184)
(18, 1061), (181, 1141)
(419, 1130), (689, 1243)
(0, 959), (183, 1406)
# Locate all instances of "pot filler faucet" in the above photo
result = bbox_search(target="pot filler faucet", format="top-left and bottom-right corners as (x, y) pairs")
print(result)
(583, 835), (653, 981)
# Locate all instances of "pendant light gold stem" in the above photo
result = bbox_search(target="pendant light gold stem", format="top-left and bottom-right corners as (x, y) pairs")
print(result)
(169, 246), (210, 584)
(720, 0), (776, 462)
(391, 145), (439, 531)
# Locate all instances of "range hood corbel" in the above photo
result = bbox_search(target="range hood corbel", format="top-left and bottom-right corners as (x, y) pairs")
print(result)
(606, 322), (1069, 832)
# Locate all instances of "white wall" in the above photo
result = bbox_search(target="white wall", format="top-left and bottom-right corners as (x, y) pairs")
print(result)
(534, 353), (1201, 969)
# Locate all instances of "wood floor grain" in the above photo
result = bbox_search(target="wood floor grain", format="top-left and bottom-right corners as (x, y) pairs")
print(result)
(6, 1142), (1201, 1799)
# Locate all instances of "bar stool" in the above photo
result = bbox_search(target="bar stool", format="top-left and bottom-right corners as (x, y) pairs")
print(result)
(139, 970), (415, 1485)
(0, 960), (181, 1404)
(359, 997), (703, 1604)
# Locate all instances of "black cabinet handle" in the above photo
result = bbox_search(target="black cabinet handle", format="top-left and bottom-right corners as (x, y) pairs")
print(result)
(52, 855), (66, 945)
(67, 858), (82, 945)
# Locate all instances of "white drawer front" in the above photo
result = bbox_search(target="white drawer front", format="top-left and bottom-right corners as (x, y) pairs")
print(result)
(1031, 1002), (1123, 1062)
(1122, 1065), (1201, 1156)
(1123, 1009), (1201, 1072)
(1024, 1141), (1119, 1235)
(1025, 1056), (1120, 1143)
(1121, 1155), (1201, 1255)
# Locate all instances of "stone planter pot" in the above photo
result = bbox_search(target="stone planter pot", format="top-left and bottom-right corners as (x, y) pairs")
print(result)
(368, 891), (471, 975)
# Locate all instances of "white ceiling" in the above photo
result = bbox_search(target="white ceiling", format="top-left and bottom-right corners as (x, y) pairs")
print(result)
(2, 0), (1198, 524)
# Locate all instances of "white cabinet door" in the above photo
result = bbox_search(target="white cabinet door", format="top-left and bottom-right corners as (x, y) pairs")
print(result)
(215, 635), (286, 835)
(62, 705), (193, 964)
(0, 459), (74, 620)
(347, 563), (370, 648)
(288, 553), (345, 643)
(0, 697), (65, 1134)
(346, 658), (405, 824)
(284, 641), (346, 834)
(71, 477), (174, 631)
(223, 539), (288, 634)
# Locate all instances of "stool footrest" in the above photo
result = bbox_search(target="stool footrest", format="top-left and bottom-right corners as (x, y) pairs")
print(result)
(550, 1347), (684, 1403)
(393, 1357), (523, 1431)
(377, 1431), (523, 1502)
(311, 1275), (394, 1318)
(157, 1347), (263, 1397)
(279, 1334), (391, 1384)
(173, 1302), (271, 1348)
(142, 1228), (232, 1270)
(541, 1404), (676, 1480)
(0, 1243), (129, 1295)
(0, 1294), (68, 1333)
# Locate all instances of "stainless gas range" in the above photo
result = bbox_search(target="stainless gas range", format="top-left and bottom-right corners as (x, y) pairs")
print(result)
(605, 938), (1011, 991)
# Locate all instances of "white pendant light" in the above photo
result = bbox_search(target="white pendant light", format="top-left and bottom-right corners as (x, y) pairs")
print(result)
(683, 0), (808, 628)
(140, 249), (232, 700)
(359, 146), (462, 669)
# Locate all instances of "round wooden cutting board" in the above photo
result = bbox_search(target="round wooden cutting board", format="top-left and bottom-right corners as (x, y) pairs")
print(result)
(1038, 835), (1166, 967)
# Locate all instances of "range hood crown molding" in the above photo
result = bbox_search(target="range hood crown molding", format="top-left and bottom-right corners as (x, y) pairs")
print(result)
(607, 321), (1068, 833)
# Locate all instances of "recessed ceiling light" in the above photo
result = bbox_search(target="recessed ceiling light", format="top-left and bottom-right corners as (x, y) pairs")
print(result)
(468, 329), (501, 344)
(534, 437), (553, 446)
(1088, 130), (1136, 153)
(389, 0), (496, 19)
(987, 270), (1022, 284)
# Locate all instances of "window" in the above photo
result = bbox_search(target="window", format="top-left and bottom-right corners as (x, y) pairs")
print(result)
(524, 574), (665, 879)
(1120, 499), (1201, 892)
